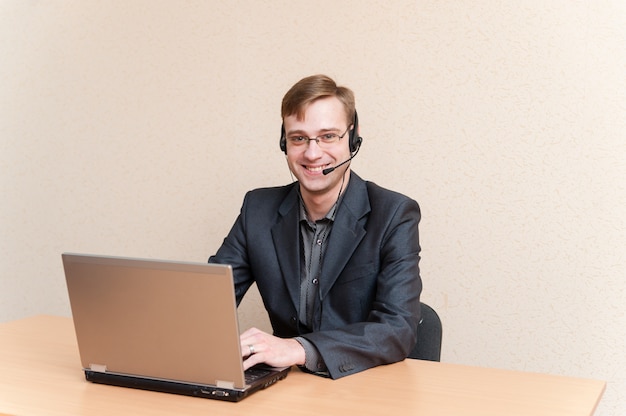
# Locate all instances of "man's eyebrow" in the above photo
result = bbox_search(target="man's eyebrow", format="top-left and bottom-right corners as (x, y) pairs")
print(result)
(286, 127), (341, 135)
(286, 129), (306, 135)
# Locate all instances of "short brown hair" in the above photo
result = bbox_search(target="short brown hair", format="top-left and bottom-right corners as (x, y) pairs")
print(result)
(281, 74), (355, 125)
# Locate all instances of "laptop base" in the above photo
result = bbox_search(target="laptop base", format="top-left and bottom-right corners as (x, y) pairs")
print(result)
(85, 367), (290, 402)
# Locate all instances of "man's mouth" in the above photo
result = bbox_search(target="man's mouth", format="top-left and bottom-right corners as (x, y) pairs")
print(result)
(304, 164), (330, 173)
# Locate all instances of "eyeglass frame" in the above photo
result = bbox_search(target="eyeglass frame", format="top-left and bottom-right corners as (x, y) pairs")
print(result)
(285, 125), (352, 148)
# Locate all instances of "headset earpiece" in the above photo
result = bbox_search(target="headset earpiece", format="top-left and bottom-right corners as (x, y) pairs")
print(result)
(349, 111), (363, 153)
(280, 124), (287, 154)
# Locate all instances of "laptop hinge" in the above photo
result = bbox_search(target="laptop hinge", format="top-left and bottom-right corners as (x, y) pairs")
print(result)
(89, 364), (107, 373)
(216, 380), (235, 389)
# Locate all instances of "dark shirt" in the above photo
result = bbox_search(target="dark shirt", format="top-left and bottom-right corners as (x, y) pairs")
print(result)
(295, 190), (343, 375)
(298, 202), (335, 327)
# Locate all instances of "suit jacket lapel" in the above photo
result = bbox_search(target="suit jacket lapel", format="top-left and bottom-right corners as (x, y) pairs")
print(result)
(319, 173), (370, 300)
(271, 185), (301, 311)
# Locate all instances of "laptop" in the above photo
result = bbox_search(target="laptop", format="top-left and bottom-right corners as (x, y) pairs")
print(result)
(62, 253), (290, 402)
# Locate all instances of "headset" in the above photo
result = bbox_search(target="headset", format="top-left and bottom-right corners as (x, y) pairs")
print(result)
(280, 111), (363, 155)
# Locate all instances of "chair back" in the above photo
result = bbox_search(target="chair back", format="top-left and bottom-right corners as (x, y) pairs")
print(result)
(408, 302), (442, 361)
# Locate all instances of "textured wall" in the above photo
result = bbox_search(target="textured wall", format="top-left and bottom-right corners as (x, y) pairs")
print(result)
(1, 1), (624, 414)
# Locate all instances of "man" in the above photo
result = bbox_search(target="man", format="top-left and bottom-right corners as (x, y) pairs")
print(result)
(209, 74), (421, 379)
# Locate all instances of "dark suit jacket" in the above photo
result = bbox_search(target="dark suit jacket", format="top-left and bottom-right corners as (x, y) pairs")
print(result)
(209, 172), (422, 379)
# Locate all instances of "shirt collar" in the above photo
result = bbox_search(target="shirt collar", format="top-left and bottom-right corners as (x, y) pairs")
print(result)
(297, 184), (349, 226)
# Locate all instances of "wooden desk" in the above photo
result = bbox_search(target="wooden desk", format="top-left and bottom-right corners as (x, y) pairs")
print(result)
(0, 316), (605, 415)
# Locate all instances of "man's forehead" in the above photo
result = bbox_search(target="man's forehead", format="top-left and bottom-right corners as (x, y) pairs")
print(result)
(283, 98), (349, 126)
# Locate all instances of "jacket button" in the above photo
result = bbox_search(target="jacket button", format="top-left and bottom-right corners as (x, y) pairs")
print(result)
(340, 364), (354, 372)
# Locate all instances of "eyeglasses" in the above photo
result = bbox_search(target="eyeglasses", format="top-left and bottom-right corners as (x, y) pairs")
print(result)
(286, 125), (351, 148)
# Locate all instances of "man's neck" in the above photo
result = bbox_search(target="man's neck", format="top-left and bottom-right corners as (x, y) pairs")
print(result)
(301, 194), (337, 222)
(300, 175), (350, 222)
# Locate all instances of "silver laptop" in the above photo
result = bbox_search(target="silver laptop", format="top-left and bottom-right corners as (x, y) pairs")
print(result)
(62, 253), (289, 401)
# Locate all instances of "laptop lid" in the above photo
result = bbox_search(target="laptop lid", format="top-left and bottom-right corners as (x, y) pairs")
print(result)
(62, 253), (286, 399)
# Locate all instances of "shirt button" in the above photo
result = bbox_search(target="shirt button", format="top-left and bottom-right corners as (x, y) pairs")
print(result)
(312, 278), (319, 285)
(316, 239), (322, 245)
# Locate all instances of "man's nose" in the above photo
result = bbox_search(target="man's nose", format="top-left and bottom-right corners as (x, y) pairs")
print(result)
(303, 139), (323, 158)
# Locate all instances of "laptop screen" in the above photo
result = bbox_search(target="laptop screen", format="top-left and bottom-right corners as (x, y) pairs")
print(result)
(63, 253), (247, 389)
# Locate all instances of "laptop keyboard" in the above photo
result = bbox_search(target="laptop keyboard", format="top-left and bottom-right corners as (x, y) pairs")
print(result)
(244, 367), (272, 384)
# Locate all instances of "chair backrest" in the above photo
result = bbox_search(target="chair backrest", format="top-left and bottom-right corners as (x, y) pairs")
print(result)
(408, 302), (442, 361)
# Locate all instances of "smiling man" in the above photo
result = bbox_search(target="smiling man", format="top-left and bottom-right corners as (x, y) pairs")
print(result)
(209, 74), (422, 379)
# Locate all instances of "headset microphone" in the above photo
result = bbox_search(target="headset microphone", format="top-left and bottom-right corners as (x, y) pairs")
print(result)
(322, 143), (361, 175)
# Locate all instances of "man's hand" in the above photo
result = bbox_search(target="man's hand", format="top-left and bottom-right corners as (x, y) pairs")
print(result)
(240, 327), (306, 370)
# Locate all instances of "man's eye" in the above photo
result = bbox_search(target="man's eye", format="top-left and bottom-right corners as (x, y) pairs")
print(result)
(291, 136), (307, 142)
(322, 134), (338, 141)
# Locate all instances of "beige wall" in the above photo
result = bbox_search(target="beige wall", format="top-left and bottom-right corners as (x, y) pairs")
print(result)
(2, 1), (624, 414)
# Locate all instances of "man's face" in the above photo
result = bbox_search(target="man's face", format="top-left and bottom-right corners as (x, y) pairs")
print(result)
(283, 96), (352, 199)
